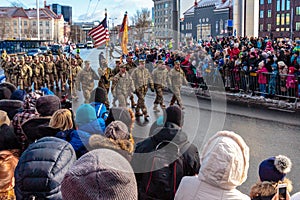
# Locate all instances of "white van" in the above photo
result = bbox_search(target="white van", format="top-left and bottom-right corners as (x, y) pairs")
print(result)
(86, 41), (94, 48)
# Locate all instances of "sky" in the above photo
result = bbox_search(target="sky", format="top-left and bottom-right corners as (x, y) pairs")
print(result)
(3, 0), (195, 26)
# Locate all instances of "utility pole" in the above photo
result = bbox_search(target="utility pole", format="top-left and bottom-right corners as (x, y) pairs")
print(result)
(37, 0), (40, 40)
(172, 0), (179, 49)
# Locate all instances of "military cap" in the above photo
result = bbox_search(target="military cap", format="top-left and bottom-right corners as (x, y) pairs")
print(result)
(84, 60), (90, 65)
(157, 60), (164, 64)
(119, 63), (126, 68)
(174, 60), (180, 64)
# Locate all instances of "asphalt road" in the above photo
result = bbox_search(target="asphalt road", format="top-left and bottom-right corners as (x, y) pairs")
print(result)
(2, 48), (299, 195)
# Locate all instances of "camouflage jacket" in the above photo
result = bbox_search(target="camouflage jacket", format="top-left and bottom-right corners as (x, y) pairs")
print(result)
(152, 67), (169, 88)
(112, 71), (135, 95)
(167, 68), (188, 88)
(131, 67), (154, 89)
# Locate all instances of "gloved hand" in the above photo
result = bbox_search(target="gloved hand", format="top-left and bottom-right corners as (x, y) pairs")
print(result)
(150, 87), (155, 92)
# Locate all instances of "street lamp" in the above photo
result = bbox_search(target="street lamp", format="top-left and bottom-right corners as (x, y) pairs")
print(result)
(109, 17), (117, 44)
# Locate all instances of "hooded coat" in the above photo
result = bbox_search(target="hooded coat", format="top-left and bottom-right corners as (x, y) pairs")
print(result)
(174, 131), (250, 200)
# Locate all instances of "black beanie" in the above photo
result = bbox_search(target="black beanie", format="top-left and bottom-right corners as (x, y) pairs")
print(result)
(166, 106), (183, 127)
(89, 87), (107, 104)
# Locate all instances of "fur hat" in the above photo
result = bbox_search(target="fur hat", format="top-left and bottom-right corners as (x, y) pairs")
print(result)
(165, 105), (183, 127)
(14, 137), (76, 199)
(36, 95), (61, 116)
(259, 155), (292, 182)
(61, 149), (138, 200)
(0, 87), (12, 100)
(105, 121), (130, 140)
(75, 104), (97, 125)
(277, 61), (286, 67)
(10, 89), (26, 101)
(0, 110), (10, 126)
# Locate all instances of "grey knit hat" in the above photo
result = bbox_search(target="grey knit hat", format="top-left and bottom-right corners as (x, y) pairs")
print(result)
(61, 149), (138, 200)
(105, 120), (130, 140)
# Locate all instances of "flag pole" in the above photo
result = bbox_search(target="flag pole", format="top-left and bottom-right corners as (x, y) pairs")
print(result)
(105, 8), (109, 65)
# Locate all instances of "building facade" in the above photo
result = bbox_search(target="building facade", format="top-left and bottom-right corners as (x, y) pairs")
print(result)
(259, 0), (300, 40)
(0, 6), (64, 42)
(181, 0), (232, 42)
(51, 3), (72, 24)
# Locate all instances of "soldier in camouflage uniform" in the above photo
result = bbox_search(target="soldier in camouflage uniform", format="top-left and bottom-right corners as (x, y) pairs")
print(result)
(75, 53), (83, 67)
(25, 56), (33, 67)
(76, 60), (99, 103)
(111, 60), (121, 106)
(1, 55), (12, 83)
(10, 56), (19, 86)
(55, 54), (69, 91)
(111, 63), (135, 107)
(15, 57), (32, 90)
(44, 55), (57, 89)
(125, 53), (138, 108)
(167, 60), (188, 109)
(152, 60), (169, 112)
(98, 60), (113, 94)
(131, 59), (154, 120)
(31, 57), (45, 90)
(69, 58), (82, 100)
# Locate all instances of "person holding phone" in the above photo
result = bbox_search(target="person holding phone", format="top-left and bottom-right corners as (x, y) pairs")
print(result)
(250, 155), (293, 200)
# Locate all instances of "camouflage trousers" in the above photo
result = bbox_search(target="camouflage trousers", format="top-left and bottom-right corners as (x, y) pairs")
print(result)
(82, 85), (94, 103)
(170, 87), (183, 108)
(45, 73), (55, 88)
(135, 86), (148, 114)
(154, 85), (164, 105)
(4, 72), (10, 83)
(116, 92), (128, 108)
(57, 71), (67, 90)
(18, 78), (31, 90)
(68, 80), (78, 98)
(32, 76), (44, 90)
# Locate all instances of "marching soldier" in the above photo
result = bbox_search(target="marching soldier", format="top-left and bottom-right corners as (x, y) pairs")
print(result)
(168, 60), (188, 109)
(131, 59), (154, 120)
(98, 60), (113, 94)
(111, 63), (135, 107)
(31, 57), (45, 90)
(15, 57), (32, 90)
(125, 52), (138, 108)
(11, 56), (19, 86)
(75, 53), (83, 67)
(44, 55), (57, 90)
(69, 58), (82, 100)
(55, 54), (69, 91)
(1, 55), (12, 83)
(76, 60), (99, 103)
(111, 60), (122, 106)
(152, 60), (169, 112)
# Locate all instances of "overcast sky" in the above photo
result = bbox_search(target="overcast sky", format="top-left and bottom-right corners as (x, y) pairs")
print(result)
(3, 0), (195, 25)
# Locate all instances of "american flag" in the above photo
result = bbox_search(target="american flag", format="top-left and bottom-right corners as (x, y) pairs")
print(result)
(88, 16), (109, 48)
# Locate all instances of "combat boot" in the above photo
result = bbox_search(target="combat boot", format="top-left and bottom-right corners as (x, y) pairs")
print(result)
(153, 104), (160, 112)
(144, 113), (150, 121)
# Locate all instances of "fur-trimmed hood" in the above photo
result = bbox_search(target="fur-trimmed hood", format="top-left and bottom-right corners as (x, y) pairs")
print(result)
(89, 134), (134, 161)
(250, 178), (293, 199)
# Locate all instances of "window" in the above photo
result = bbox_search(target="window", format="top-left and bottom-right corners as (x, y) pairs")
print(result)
(46, 21), (49, 26)
(181, 24), (184, 31)
(296, 7), (300, 15)
(24, 21), (27, 26)
(260, 10), (264, 18)
(260, 24), (263, 31)
(32, 21), (36, 26)
(24, 29), (28, 34)
(286, 13), (290, 25)
(216, 21), (219, 34)
(268, 0), (272, 3)
(296, 22), (300, 31)
(40, 21), (43, 26)
(165, 3), (168, 8)
(14, 29), (17, 34)
(281, 13), (285, 25)
(267, 10), (271, 18)
(276, 28), (280, 31)
(260, 0), (264, 5)
(46, 29), (50, 34)
(286, 28), (290, 31)
(40, 29), (43, 34)
(276, 14), (280, 25)
(286, 0), (290, 10)
(267, 24), (271, 32)
(276, 0), (280, 11)
(281, 0), (285, 11)
(280, 28), (285, 31)
(13, 20), (17, 26)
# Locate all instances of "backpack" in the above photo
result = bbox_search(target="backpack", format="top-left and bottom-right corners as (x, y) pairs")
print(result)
(139, 140), (187, 200)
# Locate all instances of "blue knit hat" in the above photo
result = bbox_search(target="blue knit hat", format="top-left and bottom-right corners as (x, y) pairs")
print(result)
(10, 89), (26, 101)
(259, 155), (292, 182)
(75, 104), (97, 125)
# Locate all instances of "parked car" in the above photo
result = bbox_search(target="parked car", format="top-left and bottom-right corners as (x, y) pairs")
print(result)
(26, 49), (41, 56)
(39, 46), (49, 54)
(76, 43), (85, 48)
(50, 44), (63, 55)
(86, 41), (94, 48)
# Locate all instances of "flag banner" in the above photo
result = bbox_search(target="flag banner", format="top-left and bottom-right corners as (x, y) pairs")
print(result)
(120, 12), (128, 55)
(88, 16), (109, 48)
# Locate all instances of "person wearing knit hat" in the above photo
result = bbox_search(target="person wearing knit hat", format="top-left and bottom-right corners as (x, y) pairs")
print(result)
(105, 107), (135, 134)
(36, 95), (61, 116)
(10, 89), (26, 101)
(175, 131), (250, 200)
(250, 155), (293, 200)
(165, 105), (184, 127)
(14, 137), (76, 199)
(89, 121), (134, 161)
(0, 110), (20, 151)
(61, 149), (138, 200)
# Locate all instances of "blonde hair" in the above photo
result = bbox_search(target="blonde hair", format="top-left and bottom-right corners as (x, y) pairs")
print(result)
(0, 150), (19, 200)
(49, 109), (73, 131)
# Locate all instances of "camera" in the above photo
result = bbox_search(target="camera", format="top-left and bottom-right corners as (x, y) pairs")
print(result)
(278, 183), (287, 200)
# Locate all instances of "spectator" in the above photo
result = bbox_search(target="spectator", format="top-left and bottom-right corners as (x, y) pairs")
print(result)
(12, 91), (42, 151)
(21, 95), (61, 144)
(89, 120), (135, 161)
(105, 107), (135, 134)
(132, 105), (200, 199)
(49, 109), (90, 158)
(250, 155), (293, 200)
(286, 66), (297, 98)
(175, 131), (250, 200)
(0, 150), (19, 200)
(0, 110), (20, 151)
(14, 137), (76, 199)
(292, 192), (300, 200)
(257, 61), (268, 97)
(61, 149), (138, 200)
(9, 89), (26, 101)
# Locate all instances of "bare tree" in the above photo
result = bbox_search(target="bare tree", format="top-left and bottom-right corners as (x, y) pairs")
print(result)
(131, 8), (151, 41)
